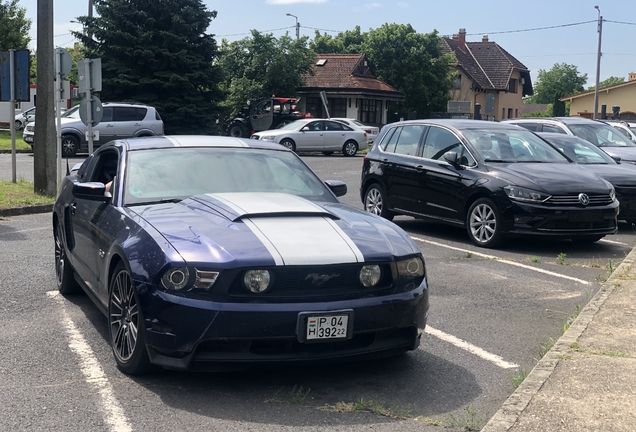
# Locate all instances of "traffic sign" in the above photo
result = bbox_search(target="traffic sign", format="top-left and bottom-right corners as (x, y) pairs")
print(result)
(55, 48), (72, 79)
(80, 95), (104, 126)
(78, 58), (102, 94)
(0, 50), (30, 101)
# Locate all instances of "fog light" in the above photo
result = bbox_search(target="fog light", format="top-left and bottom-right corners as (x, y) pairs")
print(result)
(244, 270), (272, 293)
(514, 216), (533, 224)
(359, 265), (381, 287)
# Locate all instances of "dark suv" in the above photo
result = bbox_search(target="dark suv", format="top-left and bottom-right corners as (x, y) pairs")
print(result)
(360, 119), (618, 248)
(23, 102), (164, 156)
(501, 117), (636, 164)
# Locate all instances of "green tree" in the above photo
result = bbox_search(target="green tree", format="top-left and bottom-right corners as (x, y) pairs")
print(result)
(0, 0), (31, 50)
(587, 76), (625, 91)
(529, 63), (587, 103)
(217, 30), (315, 117)
(310, 26), (364, 54)
(74, 0), (223, 134)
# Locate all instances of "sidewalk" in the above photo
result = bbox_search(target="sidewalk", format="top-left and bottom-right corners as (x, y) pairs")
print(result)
(483, 247), (636, 431)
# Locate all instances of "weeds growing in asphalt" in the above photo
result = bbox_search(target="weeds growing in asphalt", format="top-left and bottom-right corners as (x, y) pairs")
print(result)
(444, 405), (489, 431)
(528, 256), (540, 263)
(556, 252), (567, 265)
(266, 385), (311, 405)
(509, 369), (529, 388)
(465, 252), (473, 259)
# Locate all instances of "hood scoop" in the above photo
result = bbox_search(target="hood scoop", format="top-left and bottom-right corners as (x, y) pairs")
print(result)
(191, 192), (337, 222)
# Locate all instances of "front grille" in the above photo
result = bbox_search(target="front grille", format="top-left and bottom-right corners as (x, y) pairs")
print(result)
(537, 219), (616, 231)
(545, 194), (613, 206)
(228, 263), (395, 301)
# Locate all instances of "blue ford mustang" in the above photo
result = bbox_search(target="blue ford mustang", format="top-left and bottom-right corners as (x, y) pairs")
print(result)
(53, 136), (429, 374)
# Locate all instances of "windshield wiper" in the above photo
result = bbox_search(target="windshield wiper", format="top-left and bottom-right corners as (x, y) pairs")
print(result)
(126, 198), (183, 207)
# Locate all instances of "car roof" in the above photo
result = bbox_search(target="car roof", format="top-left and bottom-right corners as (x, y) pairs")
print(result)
(113, 135), (291, 152)
(386, 119), (527, 131)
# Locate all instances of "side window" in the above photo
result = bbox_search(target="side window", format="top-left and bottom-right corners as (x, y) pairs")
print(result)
(380, 127), (400, 152)
(101, 107), (113, 122)
(253, 100), (272, 115)
(306, 121), (324, 131)
(515, 122), (541, 132)
(393, 125), (425, 156)
(324, 121), (348, 131)
(87, 150), (119, 194)
(542, 124), (565, 134)
(423, 127), (463, 160)
(114, 107), (147, 122)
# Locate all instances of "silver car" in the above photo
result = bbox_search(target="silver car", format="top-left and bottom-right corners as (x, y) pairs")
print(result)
(250, 119), (368, 156)
(330, 117), (379, 144)
(23, 102), (164, 156)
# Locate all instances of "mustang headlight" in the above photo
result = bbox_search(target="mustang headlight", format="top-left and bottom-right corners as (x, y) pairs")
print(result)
(503, 185), (550, 203)
(244, 270), (272, 293)
(160, 267), (219, 292)
(397, 256), (425, 281)
(359, 265), (382, 287)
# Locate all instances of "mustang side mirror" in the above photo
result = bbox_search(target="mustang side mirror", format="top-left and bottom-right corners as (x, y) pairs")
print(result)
(72, 182), (111, 201)
(443, 151), (461, 167)
(324, 180), (347, 197)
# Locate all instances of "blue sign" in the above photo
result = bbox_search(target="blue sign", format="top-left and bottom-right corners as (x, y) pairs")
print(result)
(0, 50), (31, 102)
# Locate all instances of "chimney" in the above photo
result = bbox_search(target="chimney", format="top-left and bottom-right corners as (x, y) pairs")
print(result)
(629, 72), (636, 82)
(452, 33), (458, 40)
(482, 34), (489, 42)
(458, 28), (466, 50)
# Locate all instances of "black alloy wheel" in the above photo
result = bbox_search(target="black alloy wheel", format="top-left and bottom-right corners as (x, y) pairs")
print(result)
(342, 140), (358, 157)
(228, 122), (248, 138)
(466, 198), (504, 248)
(54, 223), (81, 295)
(280, 138), (296, 152)
(108, 262), (154, 375)
(364, 183), (394, 221)
(61, 135), (79, 157)
(14, 120), (23, 131)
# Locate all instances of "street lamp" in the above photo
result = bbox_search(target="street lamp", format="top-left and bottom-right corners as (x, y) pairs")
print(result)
(593, 5), (603, 120)
(286, 13), (299, 40)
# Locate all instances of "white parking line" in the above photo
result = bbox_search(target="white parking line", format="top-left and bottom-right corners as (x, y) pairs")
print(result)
(47, 291), (132, 432)
(410, 236), (590, 285)
(599, 238), (630, 247)
(425, 326), (519, 369)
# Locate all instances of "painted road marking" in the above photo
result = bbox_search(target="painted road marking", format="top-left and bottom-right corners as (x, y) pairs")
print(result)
(599, 238), (630, 247)
(410, 236), (590, 285)
(426, 326), (519, 369)
(47, 291), (132, 432)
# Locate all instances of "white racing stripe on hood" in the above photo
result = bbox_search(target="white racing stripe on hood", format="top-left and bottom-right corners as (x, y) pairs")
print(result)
(244, 216), (363, 265)
(210, 192), (326, 217)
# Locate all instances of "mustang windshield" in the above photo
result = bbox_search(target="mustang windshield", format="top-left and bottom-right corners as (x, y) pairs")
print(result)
(124, 148), (336, 205)
(463, 129), (569, 163)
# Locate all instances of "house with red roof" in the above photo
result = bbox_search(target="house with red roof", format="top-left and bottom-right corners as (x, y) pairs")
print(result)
(442, 28), (533, 121)
(296, 54), (404, 126)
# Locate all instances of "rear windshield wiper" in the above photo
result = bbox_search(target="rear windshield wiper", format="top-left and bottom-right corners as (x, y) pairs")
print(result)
(125, 198), (183, 207)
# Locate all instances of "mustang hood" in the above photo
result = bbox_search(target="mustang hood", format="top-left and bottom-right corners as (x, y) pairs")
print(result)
(128, 193), (418, 267)
(487, 163), (612, 195)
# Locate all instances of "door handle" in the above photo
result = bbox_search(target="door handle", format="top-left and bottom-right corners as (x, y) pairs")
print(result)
(415, 165), (424, 171)
(106, 124), (114, 127)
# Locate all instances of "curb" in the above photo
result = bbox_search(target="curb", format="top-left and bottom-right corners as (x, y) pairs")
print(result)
(0, 204), (53, 217)
(482, 247), (636, 431)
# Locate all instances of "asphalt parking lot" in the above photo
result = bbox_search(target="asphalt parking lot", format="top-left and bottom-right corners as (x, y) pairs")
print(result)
(1, 153), (634, 431)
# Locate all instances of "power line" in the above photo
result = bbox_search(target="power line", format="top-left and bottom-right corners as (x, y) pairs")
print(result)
(467, 20), (596, 36)
(216, 26), (294, 37)
(303, 26), (343, 33)
(605, 20), (636, 26)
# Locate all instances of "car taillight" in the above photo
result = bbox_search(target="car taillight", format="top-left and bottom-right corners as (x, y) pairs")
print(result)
(364, 132), (367, 137)
(365, 129), (371, 134)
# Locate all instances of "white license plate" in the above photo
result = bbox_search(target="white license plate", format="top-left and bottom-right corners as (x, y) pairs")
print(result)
(306, 314), (349, 340)
(24, 136), (33, 142)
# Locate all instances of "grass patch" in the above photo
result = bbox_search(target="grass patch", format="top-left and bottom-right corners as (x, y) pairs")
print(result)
(0, 130), (31, 151)
(528, 256), (540, 263)
(266, 385), (311, 405)
(588, 350), (631, 358)
(465, 252), (473, 259)
(536, 303), (583, 361)
(0, 179), (55, 209)
(509, 369), (529, 388)
(444, 405), (489, 431)
(321, 398), (413, 420)
(556, 252), (567, 265)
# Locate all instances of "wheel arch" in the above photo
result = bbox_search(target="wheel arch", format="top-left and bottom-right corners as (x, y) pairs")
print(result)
(463, 190), (495, 222)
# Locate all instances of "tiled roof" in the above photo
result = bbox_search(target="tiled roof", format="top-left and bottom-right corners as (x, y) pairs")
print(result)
(442, 37), (531, 93)
(300, 54), (402, 96)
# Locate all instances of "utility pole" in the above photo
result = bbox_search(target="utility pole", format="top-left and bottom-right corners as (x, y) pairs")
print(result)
(593, 5), (603, 120)
(34, 0), (57, 196)
(286, 13), (300, 40)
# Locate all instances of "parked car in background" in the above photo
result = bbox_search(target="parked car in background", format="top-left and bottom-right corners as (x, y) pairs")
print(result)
(250, 118), (368, 156)
(23, 103), (164, 156)
(601, 119), (636, 142)
(361, 120), (618, 248)
(538, 132), (636, 224)
(53, 135), (428, 374)
(501, 117), (636, 164)
(330, 118), (379, 144)
(14, 106), (66, 131)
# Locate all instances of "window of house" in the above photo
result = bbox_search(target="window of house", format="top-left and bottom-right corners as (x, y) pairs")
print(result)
(502, 108), (505, 120)
(361, 99), (380, 124)
(508, 79), (517, 93)
(453, 75), (462, 90)
(508, 108), (513, 119)
(330, 98), (347, 118)
(306, 97), (323, 118)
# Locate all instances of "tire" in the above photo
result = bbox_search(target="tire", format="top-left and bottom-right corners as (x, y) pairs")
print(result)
(227, 122), (248, 138)
(571, 236), (603, 244)
(466, 198), (504, 248)
(364, 183), (394, 221)
(54, 222), (82, 295)
(322, 151), (334, 156)
(15, 120), (23, 131)
(61, 135), (79, 157)
(108, 262), (155, 375)
(342, 140), (358, 157)
(280, 138), (296, 152)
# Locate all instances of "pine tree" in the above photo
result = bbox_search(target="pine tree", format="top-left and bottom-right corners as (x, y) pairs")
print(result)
(74, 0), (223, 134)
